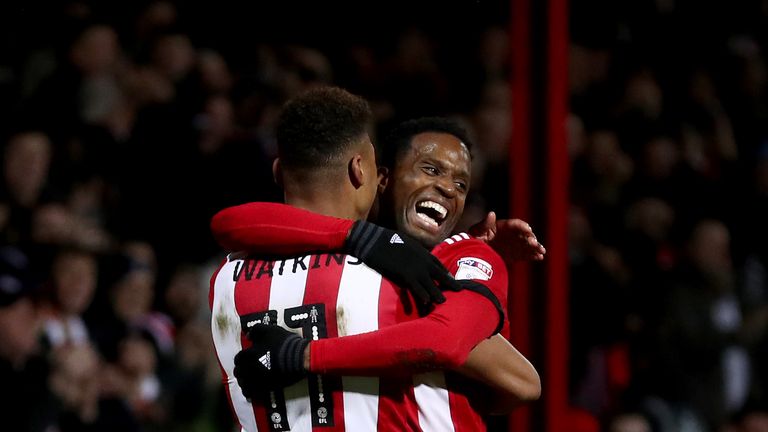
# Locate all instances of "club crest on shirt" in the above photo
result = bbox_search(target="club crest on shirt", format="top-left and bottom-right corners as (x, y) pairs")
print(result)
(455, 257), (493, 280)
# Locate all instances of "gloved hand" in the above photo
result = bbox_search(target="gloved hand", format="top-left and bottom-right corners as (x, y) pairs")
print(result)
(233, 324), (309, 399)
(345, 220), (461, 308)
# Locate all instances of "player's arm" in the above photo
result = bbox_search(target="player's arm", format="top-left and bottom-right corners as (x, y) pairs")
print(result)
(234, 282), (504, 399)
(214, 203), (545, 262)
(308, 282), (504, 375)
(212, 202), (458, 306)
(431, 239), (539, 410)
(211, 202), (352, 254)
(457, 335), (541, 414)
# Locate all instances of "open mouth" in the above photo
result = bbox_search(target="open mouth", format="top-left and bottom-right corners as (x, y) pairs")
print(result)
(415, 200), (448, 228)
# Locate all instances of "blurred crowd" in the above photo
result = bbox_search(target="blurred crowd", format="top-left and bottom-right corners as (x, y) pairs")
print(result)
(1, 0), (768, 431)
(569, 1), (768, 431)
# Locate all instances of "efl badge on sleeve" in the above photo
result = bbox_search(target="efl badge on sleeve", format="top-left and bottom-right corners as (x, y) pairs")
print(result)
(455, 257), (494, 281)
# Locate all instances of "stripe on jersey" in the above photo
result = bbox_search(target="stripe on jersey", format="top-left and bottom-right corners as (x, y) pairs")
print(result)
(377, 280), (422, 431)
(336, 261), (382, 431)
(302, 257), (346, 430)
(414, 372), (455, 432)
(211, 258), (259, 432)
(443, 232), (471, 245)
(268, 256), (312, 431)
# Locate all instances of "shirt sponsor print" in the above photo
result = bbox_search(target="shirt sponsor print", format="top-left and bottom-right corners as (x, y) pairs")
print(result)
(455, 257), (493, 281)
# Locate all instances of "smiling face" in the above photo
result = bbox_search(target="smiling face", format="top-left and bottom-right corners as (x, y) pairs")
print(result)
(385, 132), (471, 248)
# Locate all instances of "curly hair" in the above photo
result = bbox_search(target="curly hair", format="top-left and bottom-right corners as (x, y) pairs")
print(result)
(276, 87), (372, 171)
(380, 117), (473, 170)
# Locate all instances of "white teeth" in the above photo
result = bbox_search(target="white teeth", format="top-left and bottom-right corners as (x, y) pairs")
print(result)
(416, 212), (439, 227)
(417, 201), (448, 220)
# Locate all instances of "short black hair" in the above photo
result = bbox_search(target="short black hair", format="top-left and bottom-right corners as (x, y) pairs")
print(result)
(276, 86), (372, 171)
(380, 117), (473, 170)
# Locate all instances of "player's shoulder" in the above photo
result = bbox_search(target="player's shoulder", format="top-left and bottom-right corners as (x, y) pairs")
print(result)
(433, 233), (506, 283)
(433, 232), (493, 254)
(433, 232), (504, 263)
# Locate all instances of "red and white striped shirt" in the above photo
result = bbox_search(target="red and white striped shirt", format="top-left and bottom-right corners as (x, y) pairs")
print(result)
(211, 239), (507, 431)
(211, 252), (423, 431)
(209, 204), (509, 431)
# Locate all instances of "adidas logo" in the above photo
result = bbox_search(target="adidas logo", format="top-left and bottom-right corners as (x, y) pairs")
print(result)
(390, 233), (404, 244)
(259, 351), (271, 370)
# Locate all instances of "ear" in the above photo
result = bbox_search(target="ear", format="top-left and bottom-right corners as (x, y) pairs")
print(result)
(377, 166), (389, 194)
(272, 158), (283, 187)
(349, 154), (365, 189)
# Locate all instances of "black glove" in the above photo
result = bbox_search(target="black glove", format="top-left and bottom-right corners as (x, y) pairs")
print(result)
(233, 324), (309, 399)
(345, 220), (462, 308)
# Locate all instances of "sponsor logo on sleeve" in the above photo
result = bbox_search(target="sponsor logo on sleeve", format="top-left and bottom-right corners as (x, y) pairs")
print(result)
(455, 257), (494, 281)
